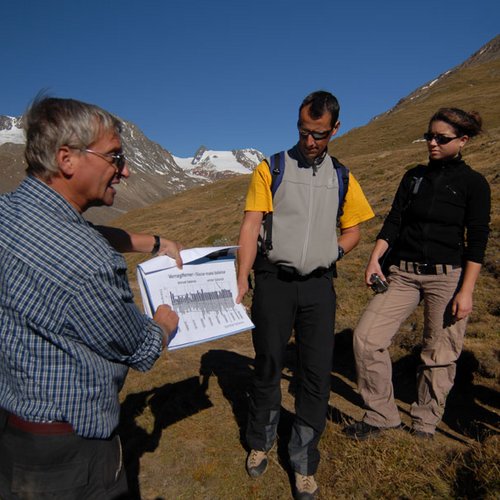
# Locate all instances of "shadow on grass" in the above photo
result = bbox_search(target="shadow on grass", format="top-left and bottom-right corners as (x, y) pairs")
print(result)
(199, 349), (254, 446)
(118, 339), (497, 498)
(198, 348), (302, 495)
(119, 376), (213, 500)
(330, 329), (499, 442)
(443, 350), (500, 441)
(330, 328), (363, 415)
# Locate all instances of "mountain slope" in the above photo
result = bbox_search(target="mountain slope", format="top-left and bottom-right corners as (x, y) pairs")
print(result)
(331, 35), (500, 160)
(327, 35), (499, 282)
(115, 33), (499, 350)
(1, 34), (498, 500)
(0, 116), (263, 224)
(111, 37), (499, 500)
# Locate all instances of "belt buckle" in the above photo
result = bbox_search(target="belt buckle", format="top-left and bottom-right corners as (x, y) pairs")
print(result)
(415, 263), (427, 275)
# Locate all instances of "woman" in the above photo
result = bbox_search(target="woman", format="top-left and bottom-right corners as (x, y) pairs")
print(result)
(344, 108), (491, 440)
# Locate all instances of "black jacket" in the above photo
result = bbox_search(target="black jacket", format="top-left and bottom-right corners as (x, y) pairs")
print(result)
(378, 156), (490, 265)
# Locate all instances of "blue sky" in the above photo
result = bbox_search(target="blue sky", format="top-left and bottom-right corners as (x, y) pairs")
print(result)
(2, 0), (498, 157)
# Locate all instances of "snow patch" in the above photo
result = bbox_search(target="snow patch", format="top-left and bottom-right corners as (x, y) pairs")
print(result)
(0, 120), (25, 146)
(173, 148), (259, 175)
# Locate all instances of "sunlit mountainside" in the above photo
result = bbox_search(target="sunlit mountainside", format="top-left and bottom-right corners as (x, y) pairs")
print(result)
(0, 34), (498, 499)
(111, 35), (499, 499)
(0, 118), (264, 224)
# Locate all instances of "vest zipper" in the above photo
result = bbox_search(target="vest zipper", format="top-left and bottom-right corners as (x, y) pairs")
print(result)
(299, 170), (315, 270)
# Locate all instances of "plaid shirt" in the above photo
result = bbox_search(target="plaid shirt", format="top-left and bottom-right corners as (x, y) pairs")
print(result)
(0, 176), (164, 438)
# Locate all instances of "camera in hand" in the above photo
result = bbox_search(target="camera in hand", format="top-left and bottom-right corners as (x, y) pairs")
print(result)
(370, 273), (388, 294)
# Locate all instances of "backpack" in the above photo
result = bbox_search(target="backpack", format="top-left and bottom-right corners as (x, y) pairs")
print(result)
(260, 151), (349, 255)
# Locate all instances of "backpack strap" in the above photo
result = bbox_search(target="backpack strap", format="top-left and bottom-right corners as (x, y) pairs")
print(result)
(331, 156), (349, 226)
(261, 152), (285, 254)
(270, 151), (285, 196)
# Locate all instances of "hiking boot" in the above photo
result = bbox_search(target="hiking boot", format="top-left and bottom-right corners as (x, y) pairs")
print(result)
(294, 472), (318, 500)
(343, 421), (383, 440)
(246, 449), (268, 478)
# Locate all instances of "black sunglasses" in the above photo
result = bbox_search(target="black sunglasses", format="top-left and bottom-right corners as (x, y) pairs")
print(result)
(423, 133), (461, 145)
(298, 127), (332, 141)
(297, 120), (333, 140)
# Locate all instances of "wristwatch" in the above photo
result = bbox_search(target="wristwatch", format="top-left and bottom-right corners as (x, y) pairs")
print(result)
(152, 235), (161, 256)
(337, 245), (345, 261)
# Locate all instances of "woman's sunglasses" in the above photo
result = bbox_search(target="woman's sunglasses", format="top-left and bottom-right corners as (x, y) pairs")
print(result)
(423, 133), (461, 145)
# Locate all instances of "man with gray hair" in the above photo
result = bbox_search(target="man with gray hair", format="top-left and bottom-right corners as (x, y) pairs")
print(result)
(0, 96), (179, 498)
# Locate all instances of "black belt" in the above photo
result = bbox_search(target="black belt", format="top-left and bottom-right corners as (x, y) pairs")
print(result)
(254, 254), (334, 280)
(277, 264), (334, 280)
(400, 261), (461, 275)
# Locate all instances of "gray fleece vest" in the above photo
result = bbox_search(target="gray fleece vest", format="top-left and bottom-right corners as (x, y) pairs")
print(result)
(261, 150), (341, 275)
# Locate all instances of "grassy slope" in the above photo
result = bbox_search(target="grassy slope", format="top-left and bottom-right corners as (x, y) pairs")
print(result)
(112, 59), (500, 499)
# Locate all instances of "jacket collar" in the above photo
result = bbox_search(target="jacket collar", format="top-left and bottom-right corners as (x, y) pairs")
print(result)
(289, 144), (328, 169)
(428, 154), (467, 170)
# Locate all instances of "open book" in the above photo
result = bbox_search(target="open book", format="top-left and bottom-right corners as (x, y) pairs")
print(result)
(137, 246), (254, 350)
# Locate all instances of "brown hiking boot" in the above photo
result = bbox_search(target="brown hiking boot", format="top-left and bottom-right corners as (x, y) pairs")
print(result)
(294, 472), (318, 499)
(246, 449), (268, 478)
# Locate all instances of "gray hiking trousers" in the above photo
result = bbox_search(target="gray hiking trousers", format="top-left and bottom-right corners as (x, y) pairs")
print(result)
(353, 264), (466, 434)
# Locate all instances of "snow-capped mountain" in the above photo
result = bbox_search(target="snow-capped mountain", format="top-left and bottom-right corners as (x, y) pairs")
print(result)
(0, 115), (263, 223)
(0, 116), (25, 145)
(174, 146), (264, 180)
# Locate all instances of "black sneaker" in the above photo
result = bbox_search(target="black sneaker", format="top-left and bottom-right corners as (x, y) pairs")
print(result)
(246, 449), (268, 478)
(412, 429), (434, 440)
(343, 421), (383, 440)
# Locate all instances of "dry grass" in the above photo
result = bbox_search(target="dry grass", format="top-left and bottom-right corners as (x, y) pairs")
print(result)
(111, 57), (500, 499)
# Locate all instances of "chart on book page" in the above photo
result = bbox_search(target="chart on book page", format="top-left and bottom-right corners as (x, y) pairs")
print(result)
(137, 251), (254, 350)
(170, 285), (246, 332)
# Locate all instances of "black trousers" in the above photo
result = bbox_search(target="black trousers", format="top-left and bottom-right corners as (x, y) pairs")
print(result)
(0, 409), (129, 500)
(246, 267), (336, 475)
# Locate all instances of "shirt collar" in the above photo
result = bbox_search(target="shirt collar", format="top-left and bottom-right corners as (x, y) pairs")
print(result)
(19, 176), (87, 224)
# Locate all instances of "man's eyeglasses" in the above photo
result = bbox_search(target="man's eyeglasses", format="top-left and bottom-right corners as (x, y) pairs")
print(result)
(298, 127), (332, 141)
(423, 133), (461, 145)
(82, 148), (126, 173)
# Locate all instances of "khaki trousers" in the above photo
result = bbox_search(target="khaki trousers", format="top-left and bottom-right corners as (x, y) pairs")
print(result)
(353, 265), (466, 433)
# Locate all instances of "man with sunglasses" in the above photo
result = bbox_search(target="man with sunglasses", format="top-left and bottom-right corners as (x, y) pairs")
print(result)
(0, 96), (180, 498)
(236, 90), (374, 499)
